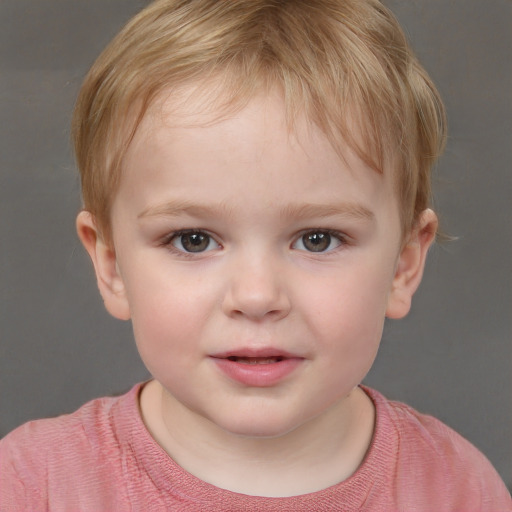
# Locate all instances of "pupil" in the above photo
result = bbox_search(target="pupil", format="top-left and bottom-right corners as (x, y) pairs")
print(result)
(304, 232), (330, 252)
(183, 233), (208, 252)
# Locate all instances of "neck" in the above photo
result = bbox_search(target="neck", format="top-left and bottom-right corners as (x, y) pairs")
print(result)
(139, 380), (375, 497)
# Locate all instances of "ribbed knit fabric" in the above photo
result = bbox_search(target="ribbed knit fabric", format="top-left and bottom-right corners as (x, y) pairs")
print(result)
(1, 383), (510, 511)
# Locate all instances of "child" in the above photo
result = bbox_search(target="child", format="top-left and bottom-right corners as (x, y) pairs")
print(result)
(1, 0), (510, 510)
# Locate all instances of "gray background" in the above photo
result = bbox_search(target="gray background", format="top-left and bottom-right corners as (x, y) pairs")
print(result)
(1, 0), (511, 489)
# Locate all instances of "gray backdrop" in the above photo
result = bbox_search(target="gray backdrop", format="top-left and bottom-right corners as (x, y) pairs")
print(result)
(1, 0), (511, 489)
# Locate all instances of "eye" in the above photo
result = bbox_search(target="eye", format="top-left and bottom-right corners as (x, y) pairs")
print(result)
(293, 230), (344, 253)
(170, 231), (219, 253)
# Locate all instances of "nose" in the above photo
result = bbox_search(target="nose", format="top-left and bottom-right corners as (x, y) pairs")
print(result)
(222, 253), (291, 321)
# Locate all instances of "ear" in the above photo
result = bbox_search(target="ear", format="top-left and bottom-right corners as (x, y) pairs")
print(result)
(76, 211), (131, 320)
(386, 209), (437, 319)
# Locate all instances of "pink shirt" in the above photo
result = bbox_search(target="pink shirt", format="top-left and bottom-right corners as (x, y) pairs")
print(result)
(1, 383), (510, 511)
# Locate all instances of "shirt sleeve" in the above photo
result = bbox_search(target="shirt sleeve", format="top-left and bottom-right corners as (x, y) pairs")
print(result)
(0, 426), (48, 512)
(390, 402), (512, 511)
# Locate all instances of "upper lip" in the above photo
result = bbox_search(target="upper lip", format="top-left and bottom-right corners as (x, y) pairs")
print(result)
(210, 347), (300, 360)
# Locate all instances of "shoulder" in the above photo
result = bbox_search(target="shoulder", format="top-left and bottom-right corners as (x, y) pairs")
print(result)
(0, 384), (142, 511)
(365, 387), (512, 511)
(1, 392), (119, 468)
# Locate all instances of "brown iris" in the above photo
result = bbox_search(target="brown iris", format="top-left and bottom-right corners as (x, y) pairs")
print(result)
(179, 232), (211, 252)
(302, 232), (331, 252)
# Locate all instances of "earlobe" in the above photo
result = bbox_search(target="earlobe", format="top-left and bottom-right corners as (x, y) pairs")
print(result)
(76, 211), (131, 321)
(385, 209), (438, 319)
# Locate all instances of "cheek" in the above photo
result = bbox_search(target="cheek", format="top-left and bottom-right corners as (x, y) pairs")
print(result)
(308, 263), (392, 329)
(303, 264), (392, 366)
(123, 268), (217, 363)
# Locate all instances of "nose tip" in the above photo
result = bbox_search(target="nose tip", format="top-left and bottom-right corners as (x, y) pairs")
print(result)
(230, 297), (288, 321)
(222, 261), (291, 321)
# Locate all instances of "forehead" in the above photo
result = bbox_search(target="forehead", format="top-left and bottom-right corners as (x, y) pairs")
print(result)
(127, 88), (375, 176)
(126, 81), (393, 177)
(116, 88), (401, 230)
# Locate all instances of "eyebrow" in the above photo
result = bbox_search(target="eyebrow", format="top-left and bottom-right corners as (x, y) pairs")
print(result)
(138, 200), (375, 222)
(138, 200), (235, 219)
(279, 202), (375, 222)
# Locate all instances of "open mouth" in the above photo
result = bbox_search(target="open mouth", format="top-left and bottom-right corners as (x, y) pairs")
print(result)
(226, 356), (285, 364)
(211, 350), (302, 386)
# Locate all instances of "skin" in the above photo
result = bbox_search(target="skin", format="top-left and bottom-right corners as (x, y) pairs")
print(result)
(77, 90), (437, 497)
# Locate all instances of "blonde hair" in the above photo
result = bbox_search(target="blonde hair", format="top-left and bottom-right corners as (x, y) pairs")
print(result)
(73, 0), (446, 245)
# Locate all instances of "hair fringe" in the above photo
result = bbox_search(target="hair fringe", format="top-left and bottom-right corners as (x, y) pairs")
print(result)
(72, 0), (447, 244)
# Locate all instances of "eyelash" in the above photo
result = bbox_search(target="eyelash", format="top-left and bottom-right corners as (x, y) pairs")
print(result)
(160, 228), (349, 256)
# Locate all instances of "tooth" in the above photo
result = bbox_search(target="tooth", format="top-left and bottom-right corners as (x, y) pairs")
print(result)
(241, 358), (280, 364)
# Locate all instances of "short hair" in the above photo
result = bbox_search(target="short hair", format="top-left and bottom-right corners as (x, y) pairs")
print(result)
(72, 0), (446, 246)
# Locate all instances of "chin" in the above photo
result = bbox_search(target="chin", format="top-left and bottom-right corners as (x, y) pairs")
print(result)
(212, 410), (308, 439)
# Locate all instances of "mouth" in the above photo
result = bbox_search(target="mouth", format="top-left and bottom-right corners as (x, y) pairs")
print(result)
(210, 349), (303, 387)
(225, 356), (286, 364)
(212, 347), (297, 363)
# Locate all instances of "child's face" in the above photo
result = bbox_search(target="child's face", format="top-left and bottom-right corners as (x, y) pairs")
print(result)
(81, 90), (431, 438)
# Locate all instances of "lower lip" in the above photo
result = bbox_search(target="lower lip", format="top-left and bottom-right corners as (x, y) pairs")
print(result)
(211, 357), (303, 387)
